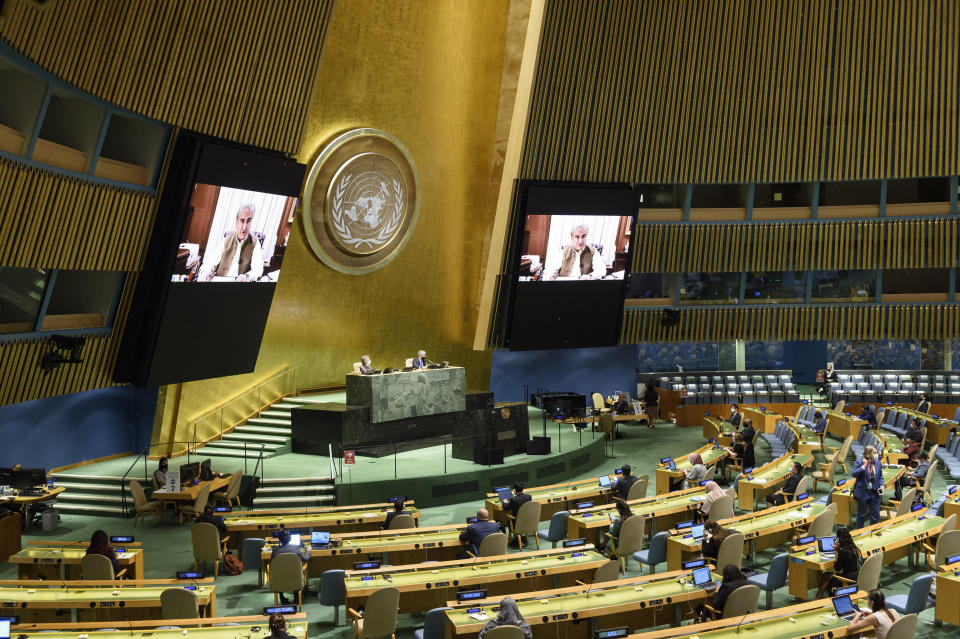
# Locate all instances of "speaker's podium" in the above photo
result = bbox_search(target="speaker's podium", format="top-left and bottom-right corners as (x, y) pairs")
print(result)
(291, 367), (528, 464)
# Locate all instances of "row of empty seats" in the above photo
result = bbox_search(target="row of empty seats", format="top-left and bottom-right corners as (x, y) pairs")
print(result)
(936, 431), (960, 481)
(761, 422), (798, 457)
(661, 373), (800, 404)
(881, 407), (960, 438)
(828, 371), (960, 404)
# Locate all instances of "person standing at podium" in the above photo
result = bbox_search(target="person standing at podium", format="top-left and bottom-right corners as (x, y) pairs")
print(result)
(412, 350), (428, 369)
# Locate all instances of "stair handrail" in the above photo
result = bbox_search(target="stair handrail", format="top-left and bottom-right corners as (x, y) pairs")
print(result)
(118, 440), (204, 517)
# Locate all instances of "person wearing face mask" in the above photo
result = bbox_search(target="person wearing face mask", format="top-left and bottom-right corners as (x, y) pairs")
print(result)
(728, 404), (742, 429)
(852, 445), (884, 528)
(765, 462), (803, 506)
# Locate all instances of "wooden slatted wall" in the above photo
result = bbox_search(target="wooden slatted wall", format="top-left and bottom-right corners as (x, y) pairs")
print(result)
(621, 305), (960, 344)
(0, 0), (334, 155)
(521, 0), (960, 183)
(632, 218), (960, 273)
(0, 158), (155, 270)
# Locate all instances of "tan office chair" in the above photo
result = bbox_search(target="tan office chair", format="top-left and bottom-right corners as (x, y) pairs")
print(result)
(626, 476), (649, 500)
(352, 362), (362, 374)
(834, 400), (845, 412)
(706, 495), (734, 521)
(885, 614), (918, 639)
(811, 456), (838, 492)
(919, 426), (928, 452)
(161, 587), (199, 619)
(590, 559), (621, 584)
(805, 503), (836, 539)
(212, 470), (242, 508)
(81, 553), (126, 580)
(404, 358), (413, 368)
(591, 392), (610, 413)
(716, 532), (745, 571)
(388, 514), (416, 530)
(836, 551), (883, 591)
(942, 513), (958, 533)
(191, 521), (227, 576)
(883, 488), (916, 520)
(129, 479), (161, 526)
(468, 532), (507, 558)
(703, 584), (760, 620)
(178, 484), (211, 525)
(482, 627), (525, 639)
(270, 552), (308, 609)
(824, 436), (853, 474)
(605, 516), (645, 573)
(922, 529), (960, 571)
(785, 476), (809, 502)
(703, 466), (717, 482)
(914, 460), (939, 504)
(508, 501), (542, 548)
(349, 586), (399, 639)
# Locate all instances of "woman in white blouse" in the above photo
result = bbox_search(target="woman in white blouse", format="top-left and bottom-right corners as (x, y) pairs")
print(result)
(847, 590), (899, 639)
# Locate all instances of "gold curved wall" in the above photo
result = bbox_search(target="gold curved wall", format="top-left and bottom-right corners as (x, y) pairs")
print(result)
(161, 0), (515, 433)
(0, 0), (334, 154)
(520, 0), (960, 183)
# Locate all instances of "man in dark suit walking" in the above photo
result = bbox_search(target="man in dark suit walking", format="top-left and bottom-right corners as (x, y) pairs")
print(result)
(851, 445), (884, 528)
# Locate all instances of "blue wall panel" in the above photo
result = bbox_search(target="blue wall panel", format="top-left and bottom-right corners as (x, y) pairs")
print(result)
(0, 386), (156, 470)
(490, 346), (638, 402)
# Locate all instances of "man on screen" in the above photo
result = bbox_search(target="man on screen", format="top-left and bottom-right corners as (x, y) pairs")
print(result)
(545, 223), (605, 280)
(198, 204), (264, 282)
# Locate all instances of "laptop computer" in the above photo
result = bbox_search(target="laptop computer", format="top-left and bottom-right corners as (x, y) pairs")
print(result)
(311, 531), (330, 545)
(599, 475), (612, 488)
(0, 619), (9, 639)
(817, 536), (837, 557)
(832, 594), (859, 621)
(288, 533), (301, 546)
(665, 459), (676, 471)
(690, 523), (705, 540)
(495, 487), (512, 503)
(691, 565), (718, 590)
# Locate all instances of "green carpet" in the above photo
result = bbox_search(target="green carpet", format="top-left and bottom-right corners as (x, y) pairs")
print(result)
(6, 417), (954, 637)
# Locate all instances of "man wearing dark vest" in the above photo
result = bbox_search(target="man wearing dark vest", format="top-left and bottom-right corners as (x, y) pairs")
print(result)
(199, 204), (264, 281)
(548, 223), (605, 279)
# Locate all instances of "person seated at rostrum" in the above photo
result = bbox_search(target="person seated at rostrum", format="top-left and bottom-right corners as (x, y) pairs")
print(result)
(612, 392), (634, 415)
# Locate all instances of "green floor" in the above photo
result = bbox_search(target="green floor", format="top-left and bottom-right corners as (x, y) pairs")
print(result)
(7, 416), (954, 637)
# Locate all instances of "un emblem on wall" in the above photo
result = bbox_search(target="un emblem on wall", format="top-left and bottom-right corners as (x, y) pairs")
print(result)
(302, 129), (420, 273)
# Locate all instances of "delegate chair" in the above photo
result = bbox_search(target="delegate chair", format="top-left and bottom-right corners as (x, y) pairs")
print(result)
(319, 569), (346, 627)
(627, 475), (649, 500)
(388, 514), (416, 530)
(884, 488), (917, 520)
(591, 393), (610, 413)
(414, 607), (452, 639)
(824, 437), (853, 474)
(191, 521), (228, 576)
(353, 363), (362, 374)
(508, 500), (542, 548)
(81, 553), (127, 580)
(577, 559), (620, 585)
(811, 456), (838, 493)
(885, 614), (918, 639)
(747, 552), (789, 609)
(915, 461), (940, 504)
(703, 584), (760, 620)
(785, 476), (810, 503)
(270, 553), (308, 609)
(632, 531), (668, 574)
(349, 586), (400, 639)
(886, 574), (934, 616)
(212, 470), (242, 508)
(716, 532), (745, 571)
(178, 484), (211, 525)
(242, 537), (266, 587)
(161, 587), (199, 619)
(537, 510), (569, 548)
(483, 628), (526, 639)
(805, 503), (837, 539)
(468, 532), (508, 558)
(708, 495), (734, 521)
(836, 551), (883, 591)
(129, 479), (162, 526)
(606, 516), (645, 573)
(921, 529), (960, 571)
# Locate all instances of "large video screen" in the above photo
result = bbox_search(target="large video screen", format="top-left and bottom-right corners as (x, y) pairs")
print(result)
(518, 214), (631, 281)
(173, 184), (297, 283)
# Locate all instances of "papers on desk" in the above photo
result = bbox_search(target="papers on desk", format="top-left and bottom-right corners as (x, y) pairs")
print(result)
(689, 496), (705, 502)
(116, 552), (134, 559)
(785, 510), (809, 518)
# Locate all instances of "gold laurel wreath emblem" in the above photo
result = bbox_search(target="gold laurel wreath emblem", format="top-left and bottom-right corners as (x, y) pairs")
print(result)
(330, 174), (404, 251)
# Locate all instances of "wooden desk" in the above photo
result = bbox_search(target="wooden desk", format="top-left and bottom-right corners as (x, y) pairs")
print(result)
(874, 430), (908, 464)
(261, 524), (467, 577)
(152, 476), (230, 503)
(784, 420), (824, 455)
(935, 559), (960, 625)
(9, 545), (145, 580)
(343, 546), (607, 613)
(887, 405), (955, 445)
(702, 417), (735, 445)
(674, 402), (801, 428)
(665, 497), (824, 570)
(825, 410), (867, 439)
(0, 512), (21, 562)
(12, 615), (308, 638)
(222, 503), (420, 548)
(788, 511), (945, 599)
(0, 578), (216, 622)
(736, 453), (813, 511)
(442, 568), (719, 639)
(655, 445), (727, 494)
(830, 465), (904, 526)
(741, 405), (781, 434)
(566, 487), (707, 546)
(485, 477), (614, 525)
(625, 593), (868, 639)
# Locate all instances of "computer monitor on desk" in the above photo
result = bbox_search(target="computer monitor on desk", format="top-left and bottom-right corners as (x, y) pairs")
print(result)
(199, 459), (213, 481)
(8, 468), (45, 491)
(180, 462), (200, 484)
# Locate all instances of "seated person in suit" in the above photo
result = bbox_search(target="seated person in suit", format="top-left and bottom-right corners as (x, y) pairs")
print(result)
(359, 355), (374, 374)
(383, 499), (411, 529)
(459, 508), (501, 556)
(899, 451), (930, 487)
(765, 462), (803, 506)
(916, 392), (931, 414)
(504, 482), (532, 517)
(728, 404), (743, 429)
(272, 529), (310, 604)
(612, 392), (634, 415)
(544, 223), (606, 280)
(85, 529), (120, 575)
(811, 411), (828, 434)
(858, 404), (877, 428)
(411, 350), (428, 369)
(196, 505), (227, 539)
(153, 457), (169, 489)
(198, 204), (264, 282)
(612, 464), (638, 500)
